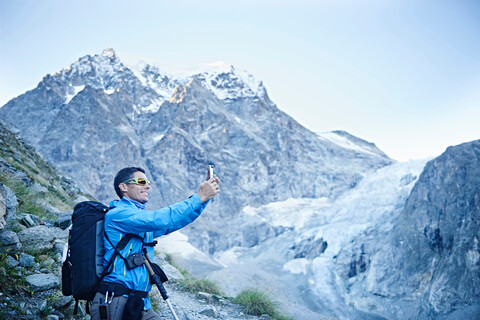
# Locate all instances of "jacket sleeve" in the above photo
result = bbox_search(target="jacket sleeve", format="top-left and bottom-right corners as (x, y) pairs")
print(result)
(107, 194), (209, 237)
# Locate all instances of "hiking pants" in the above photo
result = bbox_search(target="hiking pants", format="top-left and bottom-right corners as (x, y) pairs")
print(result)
(90, 292), (161, 320)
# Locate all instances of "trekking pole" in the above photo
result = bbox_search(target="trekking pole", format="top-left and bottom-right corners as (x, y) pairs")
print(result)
(143, 252), (180, 320)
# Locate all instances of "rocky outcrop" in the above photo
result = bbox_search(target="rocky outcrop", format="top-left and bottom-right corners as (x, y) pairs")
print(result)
(343, 140), (480, 319)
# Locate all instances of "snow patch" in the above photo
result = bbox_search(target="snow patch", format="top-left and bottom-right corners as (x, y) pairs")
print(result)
(65, 85), (85, 104)
(317, 131), (378, 156)
(199, 65), (264, 100)
(283, 258), (309, 275)
(152, 134), (165, 143)
(102, 47), (116, 59)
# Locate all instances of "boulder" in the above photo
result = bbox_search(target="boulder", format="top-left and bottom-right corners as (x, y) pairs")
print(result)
(20, 214), (38, 228)
(0, 183), (17, 231)
(0, 185), (6, 230)
(51, 295), (72, 308)
(54, 211), (72, 229)
(0, 229), (22, 253)
(197, 292), (220, 304)
(52, 227), (69, 240)
(41, 203), (63, 217)
(25, 273), (60, 292)
(19, 252), (35, 268)
(6, 255), (19, 267)
(17, 226), (56, 253)
(199, 306), (219, 318)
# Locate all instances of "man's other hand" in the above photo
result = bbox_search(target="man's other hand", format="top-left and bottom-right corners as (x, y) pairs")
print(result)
(198, 175), (221, 203)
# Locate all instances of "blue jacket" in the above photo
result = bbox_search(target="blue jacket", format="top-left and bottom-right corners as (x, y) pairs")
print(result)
(102, 195), (208, 310)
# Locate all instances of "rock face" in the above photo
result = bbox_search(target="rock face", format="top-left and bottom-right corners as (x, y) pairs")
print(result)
(341, 140), (480, 319)
(0, 48), (392, 254)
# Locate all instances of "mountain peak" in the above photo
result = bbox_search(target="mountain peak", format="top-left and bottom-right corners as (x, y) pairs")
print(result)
(101, 47), (116, 59)
(194, 65), (266, 101)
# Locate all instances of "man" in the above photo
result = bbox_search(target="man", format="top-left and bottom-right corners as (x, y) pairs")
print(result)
(90, 166), (220, 320)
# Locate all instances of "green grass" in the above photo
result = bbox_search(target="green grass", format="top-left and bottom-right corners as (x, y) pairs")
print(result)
(0, 172), (44, 216)
(0, 253), (28, 294)
(0, 171), (79, 220)
(234, 289), (292, 320)
(37, 305), (54, 319)
(0, 121), (87, 214)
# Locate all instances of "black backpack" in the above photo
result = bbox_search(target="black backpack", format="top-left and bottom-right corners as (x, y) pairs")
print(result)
(62, 201), (109, 308)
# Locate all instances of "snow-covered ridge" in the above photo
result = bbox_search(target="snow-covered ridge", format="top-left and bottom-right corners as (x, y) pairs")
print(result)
(128, 62), (187, 102)
(128, 59), (265, 102)
(317, 130), (388, 158)
(55, 48), (129, 102)
(54, 48), (267, 111)
(195, 64), (266, 100)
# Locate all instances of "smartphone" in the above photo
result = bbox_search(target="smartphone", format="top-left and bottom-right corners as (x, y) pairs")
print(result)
(209, 165), (214, 180)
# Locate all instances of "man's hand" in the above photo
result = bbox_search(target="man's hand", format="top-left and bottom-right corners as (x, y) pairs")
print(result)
(198, 175), (221, 203)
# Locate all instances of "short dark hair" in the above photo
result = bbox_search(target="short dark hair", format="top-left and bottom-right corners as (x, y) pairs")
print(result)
(114, 167), (146, 199)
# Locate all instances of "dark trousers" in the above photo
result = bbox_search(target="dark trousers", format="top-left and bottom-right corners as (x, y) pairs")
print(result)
(90, 292), (161, 320)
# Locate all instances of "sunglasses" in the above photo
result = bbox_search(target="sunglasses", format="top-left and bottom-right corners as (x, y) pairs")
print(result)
(121, 177), (150, 185)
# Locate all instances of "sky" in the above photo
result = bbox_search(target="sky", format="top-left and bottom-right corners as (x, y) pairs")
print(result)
(1, 0), (479, 161)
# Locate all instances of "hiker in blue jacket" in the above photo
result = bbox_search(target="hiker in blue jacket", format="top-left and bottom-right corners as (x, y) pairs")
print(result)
(90, 166), (220, 320)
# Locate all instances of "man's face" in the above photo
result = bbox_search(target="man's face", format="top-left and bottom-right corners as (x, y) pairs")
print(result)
(120, 171), (151, 204)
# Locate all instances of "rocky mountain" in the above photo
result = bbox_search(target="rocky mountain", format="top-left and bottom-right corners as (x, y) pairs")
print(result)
(0, 48), (392, 255)
(346, 140), (480, 319)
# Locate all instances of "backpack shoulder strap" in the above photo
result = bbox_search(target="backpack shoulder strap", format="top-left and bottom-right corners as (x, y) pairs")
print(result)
(101, 232), (146, 279)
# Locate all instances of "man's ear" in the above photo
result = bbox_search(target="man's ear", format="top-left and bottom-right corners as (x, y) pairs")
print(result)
(119, 183), (128, 194)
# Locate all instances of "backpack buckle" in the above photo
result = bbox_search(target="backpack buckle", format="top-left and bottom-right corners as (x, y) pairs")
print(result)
(104, 291), (115, 304)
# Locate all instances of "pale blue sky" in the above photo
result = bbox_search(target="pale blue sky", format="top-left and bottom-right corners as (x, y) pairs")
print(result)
(1, 0), (479, 161)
